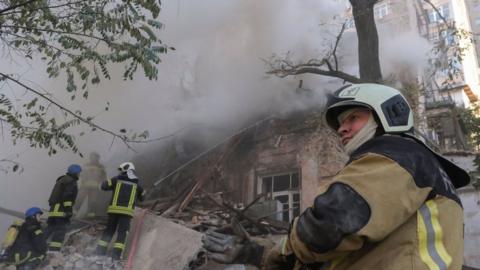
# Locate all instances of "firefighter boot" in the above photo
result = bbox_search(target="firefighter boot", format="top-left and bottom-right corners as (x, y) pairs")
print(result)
(112, 248), (123, 260)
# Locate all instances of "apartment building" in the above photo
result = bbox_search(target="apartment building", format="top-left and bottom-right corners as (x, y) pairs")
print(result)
(351, 0), (480, 151)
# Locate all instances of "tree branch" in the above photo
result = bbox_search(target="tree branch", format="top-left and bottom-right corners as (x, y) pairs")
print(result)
(332, 22), (347, 71)
(0, 73), (140, 150)
(0, 0), (91, 16)
(2, 32), (81, 58)
(422, 0), (447, 24)
(265, 56), (363, 83)
(1, 74), (184, 151)
(275, 67), (363, 83)
(265, 20), (363, 83)
(0, 0), (40, 15)
(1, 25), (108, 43)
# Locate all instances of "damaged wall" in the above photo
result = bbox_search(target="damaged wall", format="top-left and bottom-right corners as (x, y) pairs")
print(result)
(156, 110), (346, 223)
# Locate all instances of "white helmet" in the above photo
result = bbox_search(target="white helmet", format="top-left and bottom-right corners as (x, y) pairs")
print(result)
(325, 83), (470, 189)
(325, 83), (413, 133)
(118, 162), (135, 172)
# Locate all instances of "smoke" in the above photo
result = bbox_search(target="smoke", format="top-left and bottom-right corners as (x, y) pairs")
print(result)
(379, 31), (432, 78)
(0, 0), (435, 233)
(0, 0), (351, 232)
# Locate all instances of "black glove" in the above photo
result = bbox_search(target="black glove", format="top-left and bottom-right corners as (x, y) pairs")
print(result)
(202, 231), (265, 266)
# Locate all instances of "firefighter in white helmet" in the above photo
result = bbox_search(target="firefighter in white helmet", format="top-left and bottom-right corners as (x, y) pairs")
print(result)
(96, 162), (146, 260)
(204, 84), (469, 270)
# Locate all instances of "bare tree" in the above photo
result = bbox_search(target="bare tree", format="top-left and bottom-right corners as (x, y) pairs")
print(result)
(267, 0), (382, 83)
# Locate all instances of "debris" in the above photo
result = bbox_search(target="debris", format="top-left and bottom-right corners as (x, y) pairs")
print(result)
(129, 210), (204, 270)
(176, 133), (246, 213)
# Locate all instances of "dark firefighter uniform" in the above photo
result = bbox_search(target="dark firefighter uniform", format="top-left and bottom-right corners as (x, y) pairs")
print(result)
(9, 218), (47, 270)
(96, 173), (145, 259)
(265, 135), (466, 270)
(44, 173), (79, 251)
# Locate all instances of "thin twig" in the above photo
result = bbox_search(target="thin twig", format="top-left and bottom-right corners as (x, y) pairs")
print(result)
(0, 73), (138, 151)
(0, 0), (91, 16)
(422, 0), (447, 24)
(1, 25), (108, 43)
(0, 0), (41, 15)
(333, 22), (347, 71)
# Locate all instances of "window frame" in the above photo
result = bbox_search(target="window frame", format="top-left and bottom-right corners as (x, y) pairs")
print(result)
(257, 171), (301, 222)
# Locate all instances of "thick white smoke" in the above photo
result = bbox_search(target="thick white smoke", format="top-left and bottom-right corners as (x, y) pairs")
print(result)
(0, 0), (433, 232)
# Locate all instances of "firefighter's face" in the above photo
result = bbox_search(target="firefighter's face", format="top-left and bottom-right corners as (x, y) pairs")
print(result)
(35, 213), (42, 222)
(337, 109), (372, 145)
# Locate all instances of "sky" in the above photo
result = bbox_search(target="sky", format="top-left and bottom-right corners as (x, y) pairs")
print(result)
(0, 0), (433, 233)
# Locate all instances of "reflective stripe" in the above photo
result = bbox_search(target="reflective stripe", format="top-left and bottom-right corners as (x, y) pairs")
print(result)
(112, 182), (122, 207)
(128, 185), (137, 210)
(49, 241), (63, 248)
(118, 180), (135, 186)
(34, 229), (43, 235)
(63, 201), (73, 207)
(327, 255), (346, 270)
(107, 179), (113, 187)
(280, 237), (288, 255)
(98, 240), (109, 247)
(28, 255), (44, 262)
(107, 206), (134, 216)
(114, 242), (125, 250)
(49, 203), (65, 217)
(14, 251), (31, 265)
(417, 200), (452, 270)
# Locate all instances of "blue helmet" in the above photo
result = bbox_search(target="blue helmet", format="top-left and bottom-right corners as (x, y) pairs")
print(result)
(25, 207), (43, 218)
(67, 164), (82, 175)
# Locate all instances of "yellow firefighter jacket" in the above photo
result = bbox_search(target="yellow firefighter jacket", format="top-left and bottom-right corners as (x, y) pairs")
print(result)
(101, 172), (145, 216)
(264, 135), (467, 270)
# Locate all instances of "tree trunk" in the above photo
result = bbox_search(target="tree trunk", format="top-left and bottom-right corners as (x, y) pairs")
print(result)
(350, 0), (382, 82)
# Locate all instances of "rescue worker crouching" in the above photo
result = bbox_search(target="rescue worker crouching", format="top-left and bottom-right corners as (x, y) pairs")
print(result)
(96, 162), (146, 260)
(44, 164), (81, 251)
(8, 207), (47, 270)
(204, 83), (470, 270)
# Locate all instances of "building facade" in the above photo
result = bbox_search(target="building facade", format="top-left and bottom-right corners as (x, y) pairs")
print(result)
(353, 0), (480, 151)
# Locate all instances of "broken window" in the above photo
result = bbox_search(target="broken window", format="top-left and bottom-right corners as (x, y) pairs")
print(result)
(260, 172), (301, 222)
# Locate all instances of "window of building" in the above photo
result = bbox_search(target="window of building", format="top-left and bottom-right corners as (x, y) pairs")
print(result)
(440, 29), (455, 45)
(345, 17), (355, 29)
(260, 172), (300, 222)
(428, 4), (450, 23)
(374, 2), (389, 19)
(430, 30), (439, 41)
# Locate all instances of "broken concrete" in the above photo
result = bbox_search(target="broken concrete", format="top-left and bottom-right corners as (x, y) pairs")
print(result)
(129, 211), (204, 270)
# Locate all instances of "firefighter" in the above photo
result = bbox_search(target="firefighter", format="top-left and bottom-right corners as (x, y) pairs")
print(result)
(44, 164), (81, 251)
(204, 83), (470, 270)
(8, 207), (47, 270)
(74, 152), (108, 218)
(96, 162), (146, 260)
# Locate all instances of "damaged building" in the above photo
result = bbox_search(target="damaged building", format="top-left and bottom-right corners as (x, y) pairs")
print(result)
(149, 110), (347, 224)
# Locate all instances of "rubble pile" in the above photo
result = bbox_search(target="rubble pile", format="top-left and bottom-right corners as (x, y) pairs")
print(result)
(42, 224), (125, 270)
(164, 192), (231, 231)
(128, 210), (204, 270)
(0, 224), (124, 270)
(42, 253), (123, 270)
(156, 191), (288, 236)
